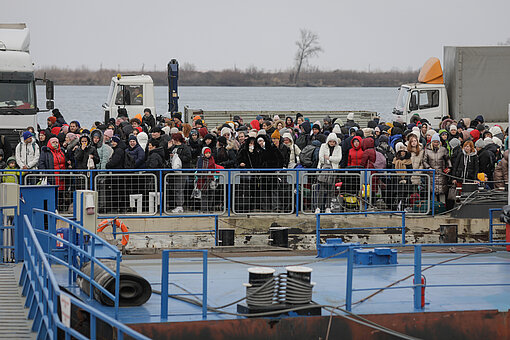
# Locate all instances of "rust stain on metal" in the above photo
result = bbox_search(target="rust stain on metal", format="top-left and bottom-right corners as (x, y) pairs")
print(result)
(128, 309), (510, 340)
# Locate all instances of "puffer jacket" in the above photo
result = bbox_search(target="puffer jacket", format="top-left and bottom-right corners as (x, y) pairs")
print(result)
(15, 140), (40, 169)
(409, 149), (424, 185)
(317, 133), (342, 169)
(494, 150), (508, 189)
(91, 130), (113, 169)
(360, 138), (376, 169)
(453, 149), (479, 181)
(347, 136), (364, 167)
(74, 136), (99, 169)
(423, 144), (451, 194)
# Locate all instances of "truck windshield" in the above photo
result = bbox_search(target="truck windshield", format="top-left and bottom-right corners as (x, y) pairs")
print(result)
(394, 86), (410, 114)
(0, 81), (36, 111)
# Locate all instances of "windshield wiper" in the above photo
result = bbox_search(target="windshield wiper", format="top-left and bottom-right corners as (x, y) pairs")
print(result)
(0, 107), (24, 114)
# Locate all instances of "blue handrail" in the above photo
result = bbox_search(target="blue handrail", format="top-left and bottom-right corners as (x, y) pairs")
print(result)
(344, 242), (510, 312)
(30, 208), (122, 319)
(160, 249), (208, 321)
(20, 215), (150, 340)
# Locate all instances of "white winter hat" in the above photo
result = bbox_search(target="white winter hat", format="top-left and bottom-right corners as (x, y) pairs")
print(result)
(221, 127), (232, 136)
(395, 142), (406, 152)
(347, 112), (355, 121)
(493, 136), (503, 147)
(489, 126), (502, 135)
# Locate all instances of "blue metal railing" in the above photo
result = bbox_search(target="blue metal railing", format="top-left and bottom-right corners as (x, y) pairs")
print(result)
(99, 214), (220, 246)
(0, 205), (18, 263)
(489, 208), (505, 243)
(30, 208), (122, 319)
(0, 168), (437, 216)
(315, 211), (407, 250)
(344, 242), (510, 312)
(160, 249), (208, 321)
(20, 214), (150, 340)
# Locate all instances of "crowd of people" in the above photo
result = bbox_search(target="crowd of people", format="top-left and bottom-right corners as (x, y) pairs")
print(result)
(1, 107), (508, 213)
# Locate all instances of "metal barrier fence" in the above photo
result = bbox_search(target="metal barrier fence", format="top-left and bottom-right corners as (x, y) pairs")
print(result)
(25, 173), (88, 215)
(0, 168), (436, 216)
(344, 242), (510, 312)
(232, 171), (295, 214)
(164, 172), (227, 215)
(95, 172), (158, 216)
(20, 213), (149, 340)
(316, 211), (407, 250)
(0, 206), (17, 263)
(161, 249), (208, 321)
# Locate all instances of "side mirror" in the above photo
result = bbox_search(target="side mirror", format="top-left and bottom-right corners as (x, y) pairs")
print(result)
(46, 80), (54, 100)
(46, 100), (54, 110)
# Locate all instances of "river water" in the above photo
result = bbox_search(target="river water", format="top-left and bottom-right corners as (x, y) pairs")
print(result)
(37, 86), (397, 128)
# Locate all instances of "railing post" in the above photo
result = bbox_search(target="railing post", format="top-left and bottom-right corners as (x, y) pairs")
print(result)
(202, 250), (208, 320)
(295, 169), (300, 217)
(214, 215), (218, 246)
(159, 170), (163, 216)
(363, 170), (368, 212)
(414, 245), (423, 310)
(401, 212), (406, 245)
(161, 250), (169, 321)
(431, 170), (436, 216)
(316, 214), (321, 251)
(489, 209), (494, 243)
(114, 253), (120, 319)
(345, 246), (354, 312)
(227, 170), (231, 217)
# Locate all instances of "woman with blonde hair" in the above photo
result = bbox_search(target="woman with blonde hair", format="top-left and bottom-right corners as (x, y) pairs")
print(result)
(407, 133), (424, 185)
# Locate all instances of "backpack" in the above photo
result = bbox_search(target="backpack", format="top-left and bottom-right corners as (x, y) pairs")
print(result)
(299, 145), (315, 168)
(373, 151), (387, 169)
(124, 151), (136, 169)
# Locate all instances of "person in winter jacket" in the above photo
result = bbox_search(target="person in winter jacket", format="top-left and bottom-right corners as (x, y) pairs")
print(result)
(188, 129), (202, 165)
(376, 135), (395, 169)
(215, 136), (237, 169)
(146, 139), (165, 169)
(494, 150), (509, 190)
(106, 136), (125, 169)
(478, 138), (498, 187)
(282, 132), (300, 169)
(407, 134), (424, 185)
(257, 135), (283, 168)
(271, 130), (290, 168)
(423, 133), (451, 200)
(295, 121), (312, 150)
(125, 135), (145, 168)
(448, 138), (462, 169)
(91, 129), (113, 169)
(360, 138), (376, 169)
(237, 137), (262, 169)
(38, 137), (67, 191)
(168, 133), (192, 169)
(318, 133), (342, 169)
(452, 140), (479, 183)
(142, 108), (156, 132)
(74, 135), (99, 169)
(16, 131), (39, 170)
(3, 157), (18, 183)
(438, 129), (451, 156)
(348, 136), (364, 167)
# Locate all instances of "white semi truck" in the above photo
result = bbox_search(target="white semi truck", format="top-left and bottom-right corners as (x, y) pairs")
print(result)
(0, 23), (54, 141)
(393, 46), (510, 127)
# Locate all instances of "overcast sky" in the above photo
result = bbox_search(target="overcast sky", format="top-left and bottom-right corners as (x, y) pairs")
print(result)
(3, 0), (509, 72)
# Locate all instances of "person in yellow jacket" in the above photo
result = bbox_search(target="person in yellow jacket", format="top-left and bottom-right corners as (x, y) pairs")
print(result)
(3, 157), (18, 183)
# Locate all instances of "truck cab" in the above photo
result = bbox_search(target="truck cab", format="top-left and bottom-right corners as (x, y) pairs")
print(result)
(102, 74), (155, 122)
(0, 23), (54, 141)
(393, 58), (448, 128)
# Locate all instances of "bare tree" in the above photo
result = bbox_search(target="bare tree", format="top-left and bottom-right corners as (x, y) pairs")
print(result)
(293, 29), (323, 84)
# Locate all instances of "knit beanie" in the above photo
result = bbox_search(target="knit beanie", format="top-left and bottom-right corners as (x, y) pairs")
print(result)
(48, 116), (57, 125)
(104, 130), (114, 138)
(449, 138), (461, 149)
(271, 130), (281, 139)
(22, 131), (32, 141)
(395, 142), (406, 152)
(475, 139), (485, 149)
(111, 135), (120, 143)
(66, 133), (77, 141)
(449, 125), (457, 132)
(431, 133), (440, 142)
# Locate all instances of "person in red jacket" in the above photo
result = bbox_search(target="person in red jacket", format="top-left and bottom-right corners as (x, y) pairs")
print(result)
(361, 138), (376, 168)
(348, 136), (364, 167)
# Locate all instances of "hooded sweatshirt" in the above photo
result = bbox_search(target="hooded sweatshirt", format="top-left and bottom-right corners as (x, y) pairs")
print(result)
(91, 129), (113, 169)
(318, 133), (342, 169)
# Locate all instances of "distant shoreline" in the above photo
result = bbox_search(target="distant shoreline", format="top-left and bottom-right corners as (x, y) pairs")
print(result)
(36, 67), (418, 87)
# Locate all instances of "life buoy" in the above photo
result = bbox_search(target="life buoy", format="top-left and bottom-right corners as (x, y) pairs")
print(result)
(97, 219), (129, 246)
